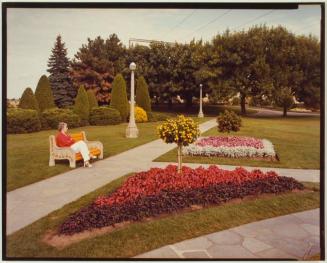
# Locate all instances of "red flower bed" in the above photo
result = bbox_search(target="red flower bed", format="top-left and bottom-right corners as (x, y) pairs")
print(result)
(59, 165), (304, 235)
(95, 165), (277, 207)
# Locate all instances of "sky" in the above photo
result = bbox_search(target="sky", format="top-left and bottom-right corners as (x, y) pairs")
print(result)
(7, 5), (321, 99)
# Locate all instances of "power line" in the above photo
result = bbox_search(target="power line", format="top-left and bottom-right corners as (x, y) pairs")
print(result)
(232, 10), (275, 31)
(169, 9), (197, 33)
(294, 20), (320, 34)
(183, 9), (232, 40)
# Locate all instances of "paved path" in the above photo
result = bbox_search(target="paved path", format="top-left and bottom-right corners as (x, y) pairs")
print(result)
(6, 119), (217, 235)
(135, 209), (320, 259)
(152, 162), (320, 183)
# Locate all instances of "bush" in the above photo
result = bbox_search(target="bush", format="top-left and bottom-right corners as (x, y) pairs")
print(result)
(7, 108), (41, 133)
(146, 111), (157, 122)
(35, 75), (56, 112)
(74, 86), (90, 126)
(217, 110), (242, 133)
(89, 106), (121, 125)
(135, 106), (148, 123)
(19, 87), (39, 112)
(136, 76), (151, 112)
(231, 97), (240, 106)
(87, 89), (98, 111)
(41, 108), (80, 130)
(152, 112), (171, 121)
(110, 74), (129, 122)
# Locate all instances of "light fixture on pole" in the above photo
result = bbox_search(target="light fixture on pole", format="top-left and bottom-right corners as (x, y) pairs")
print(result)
(126, 62), (139, 138)
(198, 83), (204, 118)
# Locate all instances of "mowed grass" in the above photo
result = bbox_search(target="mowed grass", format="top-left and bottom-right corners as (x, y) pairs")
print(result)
(6, 115), (210, 192)
(6, 171), (320, 259)
(155, 116), (320, 169)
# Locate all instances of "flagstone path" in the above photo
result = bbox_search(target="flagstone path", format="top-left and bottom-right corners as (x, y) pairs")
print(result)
(135, 209), (320, 259)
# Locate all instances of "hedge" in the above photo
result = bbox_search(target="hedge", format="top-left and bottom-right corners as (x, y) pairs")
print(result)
(7, 108), (41, 133)
(41, 108), (80, 130)
(89, 106), (121, 125)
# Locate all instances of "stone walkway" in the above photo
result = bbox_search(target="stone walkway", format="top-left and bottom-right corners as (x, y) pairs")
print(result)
(135, 209), (320, 259)
(6, 119), (217, 235)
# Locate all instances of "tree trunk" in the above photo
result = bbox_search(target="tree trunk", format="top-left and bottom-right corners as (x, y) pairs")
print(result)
(240, 93), (246, 115)
(177, 144), (183, 174)
(283, 106), (287, 117)
(185, 93), (193, 109)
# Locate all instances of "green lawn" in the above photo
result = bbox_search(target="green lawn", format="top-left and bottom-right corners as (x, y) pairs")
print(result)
(7, 114), (210, 192)
(155, 116), (320, 169)
(6, 171), (319, 259)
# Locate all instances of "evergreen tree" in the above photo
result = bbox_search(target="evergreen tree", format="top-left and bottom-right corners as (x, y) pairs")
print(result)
(73, 86), (90, 125)
(110, 74), (129, 121)
(136, 76), (151, 112)
(35, 75), (56, 112)
(19, 87), (39, 112)
(47, 35), (76, 108)
(87, 89), (98, 111)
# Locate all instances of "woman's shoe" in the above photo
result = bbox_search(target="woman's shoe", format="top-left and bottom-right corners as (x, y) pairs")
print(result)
(84, 161), (93, 168)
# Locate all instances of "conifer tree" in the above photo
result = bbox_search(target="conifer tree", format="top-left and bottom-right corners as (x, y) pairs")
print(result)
(19, 87), (39, 112)
(87, 89), (98, 111)
(73, 86), (90, 125)
(47, 35), (76, 107)
(136, 76), (151, 112)
(110, 74), (129, 121)
(35, 75), (56, 112)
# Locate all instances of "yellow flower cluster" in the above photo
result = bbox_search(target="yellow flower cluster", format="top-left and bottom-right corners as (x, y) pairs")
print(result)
(135, 106), (148, 123)
(157, 115), (200, 146)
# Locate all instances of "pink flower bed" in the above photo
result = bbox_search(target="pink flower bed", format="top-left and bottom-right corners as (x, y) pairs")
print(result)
(197, 136), (264, 149)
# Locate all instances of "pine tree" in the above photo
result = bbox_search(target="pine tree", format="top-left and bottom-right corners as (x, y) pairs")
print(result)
(74, 86), (90, 125)
(136, 76), (151, 112)
(47, 35), (76, 108)
(87, 89), (98, 111)
(19, 87), (39, 112)
(110, 74), (129, 121)
(35, 75), (56, 112)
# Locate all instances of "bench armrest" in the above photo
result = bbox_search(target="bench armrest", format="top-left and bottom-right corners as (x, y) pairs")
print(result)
(85, 140), (103, 149)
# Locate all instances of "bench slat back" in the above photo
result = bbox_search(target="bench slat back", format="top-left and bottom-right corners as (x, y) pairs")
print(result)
(71, 132), (85, 142)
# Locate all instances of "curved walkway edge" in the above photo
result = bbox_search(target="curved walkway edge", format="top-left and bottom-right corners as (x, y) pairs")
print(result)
(135, 209), (320, 259)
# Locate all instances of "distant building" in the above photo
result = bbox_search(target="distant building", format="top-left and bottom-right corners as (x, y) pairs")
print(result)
(7, 98), (20, 108)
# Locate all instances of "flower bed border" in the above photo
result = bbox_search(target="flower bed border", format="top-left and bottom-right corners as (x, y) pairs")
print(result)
(183, 136), (278, 160)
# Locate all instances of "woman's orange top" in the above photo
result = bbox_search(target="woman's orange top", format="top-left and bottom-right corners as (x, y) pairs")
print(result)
(56, 132), (75, 147)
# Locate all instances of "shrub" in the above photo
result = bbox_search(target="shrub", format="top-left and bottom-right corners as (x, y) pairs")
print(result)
(153, 112), (171, 121)
(41, 108), (80, 130)
(19, 87), (39, 112)
(146, 111), (157, 122)
(217, 110), (242, 133)
(135, 106), (148, 123)
(110, 74), (129, 122)
(231, 97), (240, 106)
(35, 75), (56, 112)
(74, 86), (90, 126)
(136, 76), (151, 112)
(87, 89), (98, 111)
(89, 106), (121, 125)
(7, 108), (41, 133)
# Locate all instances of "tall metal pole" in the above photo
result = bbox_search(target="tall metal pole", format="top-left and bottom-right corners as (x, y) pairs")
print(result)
(198, 84), (204, 118)
(126, 62), (139, 138)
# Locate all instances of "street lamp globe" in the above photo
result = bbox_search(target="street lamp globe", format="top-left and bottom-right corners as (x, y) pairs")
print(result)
(130, 62), (136, 71)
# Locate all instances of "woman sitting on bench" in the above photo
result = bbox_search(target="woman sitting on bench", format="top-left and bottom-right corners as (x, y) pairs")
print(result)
(56, 122), (95, 168)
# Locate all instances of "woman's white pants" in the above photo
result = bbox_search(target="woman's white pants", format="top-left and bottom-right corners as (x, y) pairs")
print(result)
(70, 141), (90, 162)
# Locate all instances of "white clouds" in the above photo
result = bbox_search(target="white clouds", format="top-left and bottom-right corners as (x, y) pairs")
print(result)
(6, 5), (321, 98)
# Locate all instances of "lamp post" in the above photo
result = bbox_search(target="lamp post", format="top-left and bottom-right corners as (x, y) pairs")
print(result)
(126, 62), (139, 138)
(198, 83), (204, 118)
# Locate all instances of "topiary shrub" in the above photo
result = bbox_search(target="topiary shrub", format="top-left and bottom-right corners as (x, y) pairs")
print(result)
(35, 75), (56, 112)
(136, 76), (151, 112)
(89, 106), (121, 125)
(87, 89), (98, 111)
(19, 87), (39, 112)
(41, 108), (80, 130)
(217, 110), (242, 133)
(110, 74), (129, 122)
(135, 106), (148, 123)
(74, 86), (90, 126)
(7, 108), (41, 133)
